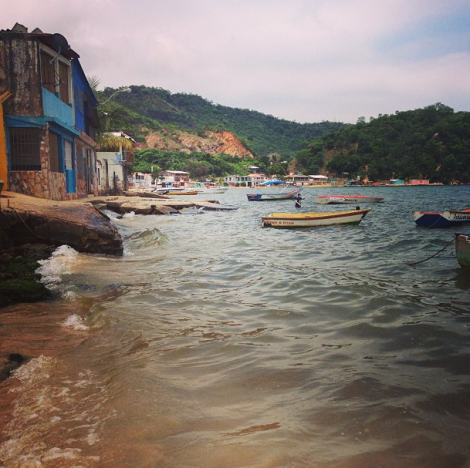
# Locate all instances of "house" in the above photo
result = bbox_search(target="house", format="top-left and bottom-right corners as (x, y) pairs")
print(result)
(224, 173), (267, 187)
(409, 179), (429, 185)
(72, 57), (100, 197)
(389, 179), (405, 185)
(285, 173), (309, 186)
(128, 172), (153, 189)
(157, 170), (190, 188)
(97, 131), (136, 195)
(309, 174), (329, 185)
(0, 23), (100, 200)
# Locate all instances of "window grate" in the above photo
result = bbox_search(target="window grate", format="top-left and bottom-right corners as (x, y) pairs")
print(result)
(9, 128), (41, 171)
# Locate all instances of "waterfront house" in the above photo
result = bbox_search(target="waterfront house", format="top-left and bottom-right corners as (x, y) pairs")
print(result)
(0, 23), (100, 200)
(157, 170), (190, 188)
(97, 131), (135, 195)
(409, 179), (429, 185)
(285, 173), (310, 186)
(224, 172), (267, 187)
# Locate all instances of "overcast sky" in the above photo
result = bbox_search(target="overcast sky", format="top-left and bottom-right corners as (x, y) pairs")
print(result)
(3, 0), (470, 123)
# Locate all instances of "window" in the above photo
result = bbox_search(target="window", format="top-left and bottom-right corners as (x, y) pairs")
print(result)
(59, 62), (70, 104)
(49, 131), (60, 172)
(64, 140), (73, 170)
(40, 51), (55, 95)
(40, 50), (71, 104)
(9, 128), (41, 171)
(76, 146), (84, 179)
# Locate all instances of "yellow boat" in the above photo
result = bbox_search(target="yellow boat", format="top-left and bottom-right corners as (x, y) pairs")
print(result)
(262, 208), (371, 228)
(166, 190), (199, 196)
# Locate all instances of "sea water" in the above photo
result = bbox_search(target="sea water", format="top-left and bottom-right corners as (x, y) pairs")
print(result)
(1, 185), (470, 468)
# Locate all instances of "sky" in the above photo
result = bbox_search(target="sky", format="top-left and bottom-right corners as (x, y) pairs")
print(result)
(2, 0), (470, 124)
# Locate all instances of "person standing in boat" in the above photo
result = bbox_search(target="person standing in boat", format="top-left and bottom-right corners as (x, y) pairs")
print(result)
(295, 193), (305, 209)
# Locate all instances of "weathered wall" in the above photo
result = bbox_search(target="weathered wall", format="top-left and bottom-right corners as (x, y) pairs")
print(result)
(0, 34), (42, 116)
(8, 124), (76, 201)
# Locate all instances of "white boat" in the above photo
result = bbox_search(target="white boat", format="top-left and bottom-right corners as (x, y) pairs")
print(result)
(192, 182), (229, 194)
(315, 195), (384, 204)
(247, 189), (301, 201)
(455, 233), (470, 268)
(262, 208), (371, 228)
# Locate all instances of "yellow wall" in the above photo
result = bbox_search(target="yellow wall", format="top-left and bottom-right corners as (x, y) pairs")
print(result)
(0, 91), (11, 189)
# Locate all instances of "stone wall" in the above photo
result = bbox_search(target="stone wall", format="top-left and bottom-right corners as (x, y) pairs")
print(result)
(8, 124), (77, 201)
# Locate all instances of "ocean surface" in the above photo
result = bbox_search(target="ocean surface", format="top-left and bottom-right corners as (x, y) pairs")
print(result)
(1, 185), (470, 468)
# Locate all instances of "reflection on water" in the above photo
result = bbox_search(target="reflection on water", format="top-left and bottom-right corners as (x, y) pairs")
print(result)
(1, 186), (470, 467)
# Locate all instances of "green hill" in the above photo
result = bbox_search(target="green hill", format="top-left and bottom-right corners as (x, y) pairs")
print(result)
(96, 85), (345, 159)
(293, 103), (470, 184)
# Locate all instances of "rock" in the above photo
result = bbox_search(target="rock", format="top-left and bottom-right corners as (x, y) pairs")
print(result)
(0, 192), (123, 256)
(0, 353), (28, 383)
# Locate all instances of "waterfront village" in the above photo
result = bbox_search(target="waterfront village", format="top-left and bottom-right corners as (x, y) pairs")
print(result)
(0, 23), (437, 207)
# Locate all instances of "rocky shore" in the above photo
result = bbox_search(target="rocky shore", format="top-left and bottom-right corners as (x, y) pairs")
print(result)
(0, 190), (234, 308)
(0, 190), (236, 379)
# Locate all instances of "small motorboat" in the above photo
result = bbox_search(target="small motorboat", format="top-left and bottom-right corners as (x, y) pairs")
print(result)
(413, 209), (470, 228)
(314, 195), (384, 204)
(455, 233), (470, 268)
(247, 189), (301, 201)
(262, 208), (371, 228)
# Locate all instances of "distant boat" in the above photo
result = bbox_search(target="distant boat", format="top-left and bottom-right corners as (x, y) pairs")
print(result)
(166, 190), (199, 196)
(247, 189), (302, 201)
(262, 208), (371, 228)
(413, 209), (470, 228)
(455, 233), (470, 268)
(192, 182), (229, 194)
(315, 195), (384, 204)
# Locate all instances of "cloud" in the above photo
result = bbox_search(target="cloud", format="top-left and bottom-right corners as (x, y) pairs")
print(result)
(2, 0), (470, 123)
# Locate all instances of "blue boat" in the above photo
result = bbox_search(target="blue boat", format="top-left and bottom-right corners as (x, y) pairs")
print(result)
(413, 209), (470, 228)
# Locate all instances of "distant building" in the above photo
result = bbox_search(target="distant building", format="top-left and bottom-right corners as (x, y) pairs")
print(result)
(0, 23), (100, 200)
(409, 179), (429, 185)
(309, 175), (329, 185)
(97, 131), (135, 195)
(157, 170), (190, 188)
(224, 173), (267, 187)
(285, 173), (309, 185)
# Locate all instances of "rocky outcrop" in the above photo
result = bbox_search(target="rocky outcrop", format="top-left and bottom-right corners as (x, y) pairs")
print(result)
(143, 129), (253, 157)
(0, 192), (123, 256)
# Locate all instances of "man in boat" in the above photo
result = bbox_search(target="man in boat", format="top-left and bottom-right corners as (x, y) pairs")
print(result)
(295, 193), (305, 209)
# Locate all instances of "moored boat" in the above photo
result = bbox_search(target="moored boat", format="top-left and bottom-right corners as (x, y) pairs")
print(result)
(166, 190), (199, 196)
(455, 233), (470, 268)
(413, 209), (470, 228)
(315, 195), (384, 204)
(247, 189), (302, 201)
(262, 208), (371, 228)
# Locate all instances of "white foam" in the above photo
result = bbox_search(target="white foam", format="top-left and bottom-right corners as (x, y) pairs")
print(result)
(61, 314), (89, 331)
(36, 244), (79, 289)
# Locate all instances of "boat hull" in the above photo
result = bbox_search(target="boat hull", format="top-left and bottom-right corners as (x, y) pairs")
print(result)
(455, 234), (470, 268)
(315, 195), (384, 204)
(262, 208), (371, 228)
(413, 210), (470, 228)
(247, 189), (301, 201)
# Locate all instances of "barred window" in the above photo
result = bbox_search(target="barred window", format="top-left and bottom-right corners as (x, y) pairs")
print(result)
(9, 128), (41, 171)
(49, 131), (60, 172)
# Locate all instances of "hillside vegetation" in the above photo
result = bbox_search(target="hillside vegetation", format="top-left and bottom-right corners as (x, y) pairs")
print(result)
(97, 85), (344, 159)
(294, 103), (470, 184)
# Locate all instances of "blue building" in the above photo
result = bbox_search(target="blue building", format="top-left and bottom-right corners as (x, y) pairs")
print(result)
(0, 23), (100, 200)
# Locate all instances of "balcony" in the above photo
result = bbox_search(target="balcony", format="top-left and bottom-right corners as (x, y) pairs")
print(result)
(42, 88), (73, 127)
